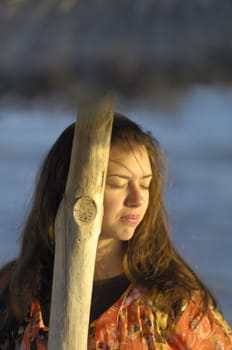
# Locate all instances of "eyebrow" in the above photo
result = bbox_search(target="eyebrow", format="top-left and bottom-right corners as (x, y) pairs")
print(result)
(107, 174), (153, 179)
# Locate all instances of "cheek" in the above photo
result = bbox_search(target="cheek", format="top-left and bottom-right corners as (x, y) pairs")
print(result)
(103, 192), (119, 218)
(143, 193), (150, 214)
(103, 198), (110, 218)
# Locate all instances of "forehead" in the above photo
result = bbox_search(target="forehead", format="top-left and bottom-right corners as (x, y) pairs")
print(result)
(108, 144), (152, 176)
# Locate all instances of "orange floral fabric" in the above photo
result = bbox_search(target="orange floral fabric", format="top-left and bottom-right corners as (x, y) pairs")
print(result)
(20, 285), (232, 349)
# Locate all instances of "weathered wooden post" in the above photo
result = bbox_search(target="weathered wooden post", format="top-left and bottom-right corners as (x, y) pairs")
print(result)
(48, 93), (115, 349)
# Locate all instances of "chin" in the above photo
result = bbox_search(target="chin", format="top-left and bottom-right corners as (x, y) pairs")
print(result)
(118, 230), (136, 241)
(100, 227), (136, 241)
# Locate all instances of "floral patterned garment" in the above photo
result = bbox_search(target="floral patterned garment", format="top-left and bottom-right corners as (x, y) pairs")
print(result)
(20, 285), (232, 350)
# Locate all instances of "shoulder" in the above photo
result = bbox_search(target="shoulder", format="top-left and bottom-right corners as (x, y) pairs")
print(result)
(126, 287), (232, 349)
(171, 295), (232, 349)
(0, 260), (16, 292)
(0, 260), (17, 347)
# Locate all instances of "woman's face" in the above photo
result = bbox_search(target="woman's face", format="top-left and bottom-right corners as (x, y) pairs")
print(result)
(100, 143), (152, 241)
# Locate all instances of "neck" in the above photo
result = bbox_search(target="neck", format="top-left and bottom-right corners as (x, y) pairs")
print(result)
(94, 238), (124, 281)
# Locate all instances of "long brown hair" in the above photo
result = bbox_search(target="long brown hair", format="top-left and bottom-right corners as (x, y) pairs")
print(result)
(0, 113), (216, 329)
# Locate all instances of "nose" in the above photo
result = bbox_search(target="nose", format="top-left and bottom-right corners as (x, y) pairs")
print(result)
(124, 183), (144, 207)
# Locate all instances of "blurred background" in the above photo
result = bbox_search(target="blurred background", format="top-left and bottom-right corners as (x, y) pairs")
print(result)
(0, 85), (231, 324)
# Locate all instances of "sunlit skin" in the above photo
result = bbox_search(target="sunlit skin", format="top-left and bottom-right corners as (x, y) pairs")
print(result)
(94, 144), (152, 280)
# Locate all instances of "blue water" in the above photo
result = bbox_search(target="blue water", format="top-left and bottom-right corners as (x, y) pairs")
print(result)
(0, 86), (231, 325)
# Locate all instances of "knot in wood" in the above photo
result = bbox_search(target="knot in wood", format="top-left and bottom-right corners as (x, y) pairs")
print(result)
(73, 196), (97, 225)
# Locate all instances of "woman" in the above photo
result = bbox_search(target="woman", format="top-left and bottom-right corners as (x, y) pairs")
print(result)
(0, 113), (231, 349)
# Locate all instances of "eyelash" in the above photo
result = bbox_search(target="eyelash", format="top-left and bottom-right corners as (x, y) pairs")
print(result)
(108, 183), (150, 190)
(141, 184), (150, 190)
(108, 183), (126, 189)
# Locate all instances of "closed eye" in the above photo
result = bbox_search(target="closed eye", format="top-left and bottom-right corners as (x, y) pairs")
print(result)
(140, 184), (150, 189)
(107, 182), (127, 189)
(106, 174), (152, 189)
(139, 177), (152, 189)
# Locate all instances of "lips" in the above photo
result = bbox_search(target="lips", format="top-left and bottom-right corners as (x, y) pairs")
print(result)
(120, 215), (140, 224)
